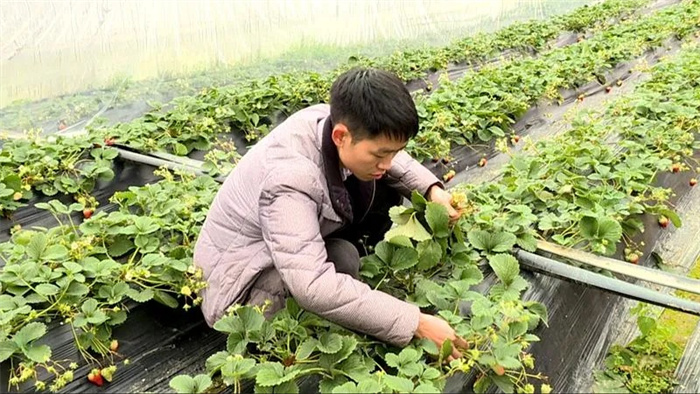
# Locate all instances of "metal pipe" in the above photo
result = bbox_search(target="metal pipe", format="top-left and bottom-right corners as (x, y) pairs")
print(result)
(536, 240), (700, 295)
(516, 249), (700, 316)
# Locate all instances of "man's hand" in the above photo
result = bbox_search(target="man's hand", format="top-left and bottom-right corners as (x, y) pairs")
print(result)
(428, 185), (460, 223)
(414, 313), (468, 362)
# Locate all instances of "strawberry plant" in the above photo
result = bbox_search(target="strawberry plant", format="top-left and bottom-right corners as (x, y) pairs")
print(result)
(201, 140), (242, 177)
(0, 169), (216, 390)
(593, 304), (681, 393)
(0, 131), (117, 215)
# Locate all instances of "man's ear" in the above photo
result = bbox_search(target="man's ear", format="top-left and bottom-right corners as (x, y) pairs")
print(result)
(331, 123), (351, 147)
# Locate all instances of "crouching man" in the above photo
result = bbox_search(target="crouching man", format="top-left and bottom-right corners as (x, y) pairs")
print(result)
(194, 68), (466, 355)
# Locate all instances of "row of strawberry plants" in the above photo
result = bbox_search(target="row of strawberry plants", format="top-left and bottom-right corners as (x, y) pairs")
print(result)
(407, 0), (700, 162)
(0, 0), (645, 134)
(0, 0), (656, 218)
(0, 169), (215, 391)
(72, 0), (697, 161)
(98, 0), (647, 152)
(167, 40), (700, 394)
(469, 43), (700, 261)
(0, 132), (239, 217)
(338, 0), (649, 83)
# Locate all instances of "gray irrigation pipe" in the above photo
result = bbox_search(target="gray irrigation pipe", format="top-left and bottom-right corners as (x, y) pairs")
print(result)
(516, 249), (700, 316)
(536, 240), (700, 295)
(147, 150), (205, 169)
(114, 147), (226, 183)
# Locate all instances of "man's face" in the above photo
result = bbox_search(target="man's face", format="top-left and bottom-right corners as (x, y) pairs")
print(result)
(333, 124), (407, 182)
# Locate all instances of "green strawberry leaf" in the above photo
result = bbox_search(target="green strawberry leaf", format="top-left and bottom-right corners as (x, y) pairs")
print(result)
(410, 191), (428, 212)
(383, 375), (414, 393)
(126, 288), (154, 303)
(169, 374), (212, 394)
(516, 232), (538, 252)
(35, 283), (60, 296)
(391, 247), (419, 271)
(320, 336), (357, 369)
(385, 213), (432, 243)
(414, 383), (440, 393)
(425, 203), (450, 238)
(389, 206), (413, 225)
(438, 338), (453, 365)
(525, 301), (549, 326)
(154, 290), (179, 308)
(43, 245), (68, 260)
(332, 382), (360, 393)
(23, 344), (51, 363)
(317, 332), (343, 354)
(0, 341), (19, 362)
(296, 338), (318, 360)
(255, 362), (300, 387)
(468, 231), (517, 253)
(416, 240), (442, 270)
(374, 242), (393, 264)
(13, 322), (46, 347)
(205, 351), (229, 373)
(580, 216), (622, 242)
(488, 254), (520, 285)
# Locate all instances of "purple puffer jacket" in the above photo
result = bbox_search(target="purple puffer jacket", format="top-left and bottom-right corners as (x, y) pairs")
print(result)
(194, 104), (441, 346)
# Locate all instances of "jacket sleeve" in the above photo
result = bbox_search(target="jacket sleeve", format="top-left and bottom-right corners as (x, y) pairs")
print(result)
(385, 150), (443, 199)
(259, 167), (420, 347)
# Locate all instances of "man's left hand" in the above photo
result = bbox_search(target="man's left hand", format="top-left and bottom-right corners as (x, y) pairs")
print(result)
(428, 185), (460, 223)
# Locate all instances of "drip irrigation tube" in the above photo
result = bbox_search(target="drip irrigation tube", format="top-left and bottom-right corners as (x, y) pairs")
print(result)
(515, 249), (700, 316)
(536, 240), (700, 295)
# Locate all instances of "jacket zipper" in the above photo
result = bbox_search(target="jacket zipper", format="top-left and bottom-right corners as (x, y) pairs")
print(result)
(357, 180), (376, 224)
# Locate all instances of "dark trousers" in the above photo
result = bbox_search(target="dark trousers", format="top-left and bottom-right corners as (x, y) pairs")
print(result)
(246, 177), (401, 316)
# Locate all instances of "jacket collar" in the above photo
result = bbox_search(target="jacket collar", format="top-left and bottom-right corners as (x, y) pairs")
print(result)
(321, 116), (353, 223)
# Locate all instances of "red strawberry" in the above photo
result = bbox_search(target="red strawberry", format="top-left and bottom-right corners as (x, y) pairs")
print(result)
(83, 209), (93, 219)
(658, 216), (669, 228)
(626, 253), (639, 264)
(110, 340), (119, 352)
(671, 163), (681, 173)
(605, 86), (612, 93)
(492, 364), (506, 376)
(511, 135), (520, 144)
(478, 158), (488, 167)
(87, 370), (104, 386)
(690, 178), (697, 187)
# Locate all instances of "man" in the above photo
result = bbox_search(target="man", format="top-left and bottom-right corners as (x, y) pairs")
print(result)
(194, 68), (466, 356)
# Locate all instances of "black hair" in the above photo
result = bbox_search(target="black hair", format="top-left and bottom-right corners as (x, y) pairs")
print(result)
(330, 68), (418, 142)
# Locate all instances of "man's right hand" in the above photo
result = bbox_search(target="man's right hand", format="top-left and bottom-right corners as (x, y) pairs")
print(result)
(414, 313), (468, 362)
